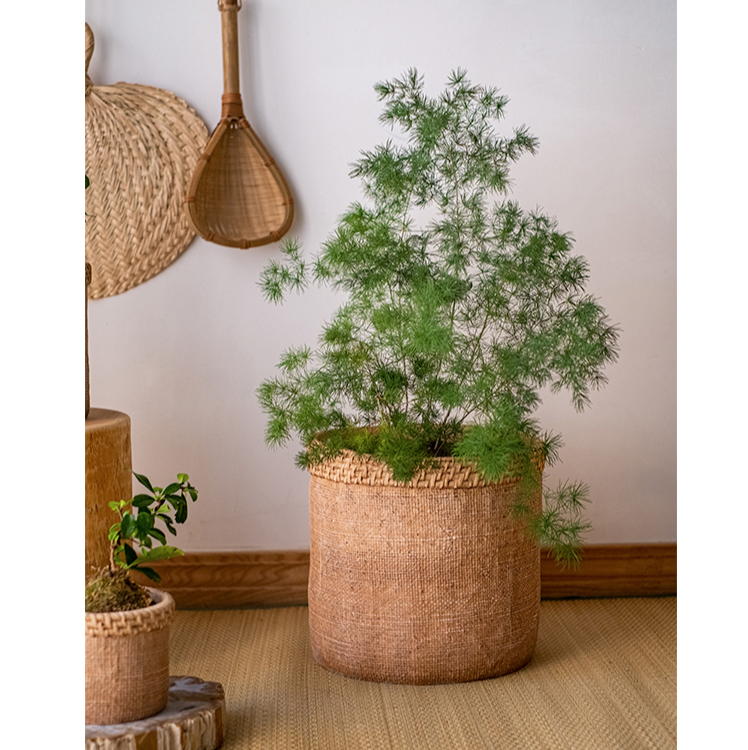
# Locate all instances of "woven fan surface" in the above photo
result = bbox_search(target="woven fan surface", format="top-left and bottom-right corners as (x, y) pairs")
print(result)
(85, 24), (208, 299)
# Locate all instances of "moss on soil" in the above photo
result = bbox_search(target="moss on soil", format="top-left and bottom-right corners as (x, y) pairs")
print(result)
(85, 569), (152, 613)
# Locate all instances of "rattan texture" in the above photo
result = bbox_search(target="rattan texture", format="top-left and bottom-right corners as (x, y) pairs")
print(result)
(307, 452), (541, 684)
(185, 1), (293, 249)
(85, 589), (175, 638)
(85, 23), (208, 299)
(85, 589), (175, 725)
(169, 597), (677, 749)
(186, 118), (294, 248)
(308, 449), (517, 489)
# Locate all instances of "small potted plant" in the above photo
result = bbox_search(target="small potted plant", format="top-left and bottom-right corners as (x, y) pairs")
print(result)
(85, 471), (198, 725)
(258, 69), (620, 684)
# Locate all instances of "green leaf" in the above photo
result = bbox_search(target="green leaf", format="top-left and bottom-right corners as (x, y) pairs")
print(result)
(120, 513), (137, 540)
(132, 546), (184, 565)
(133, 566), (161, 583)
(123, 543), (138, 566)
(136, 512), (154, 537)
(177, 473), (189, 483)
(150, 528), (167, 545)
(132, 471), (154, 492)
(163, 483), (181, 496)
(131, 494), (155, 508)
(157, 514), (177, 535)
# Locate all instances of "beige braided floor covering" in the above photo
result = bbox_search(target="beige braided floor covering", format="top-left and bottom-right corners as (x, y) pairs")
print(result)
(170, 597), (676, 749)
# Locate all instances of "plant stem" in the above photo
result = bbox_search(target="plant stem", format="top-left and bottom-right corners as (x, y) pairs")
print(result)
(108, 543), (116, 576)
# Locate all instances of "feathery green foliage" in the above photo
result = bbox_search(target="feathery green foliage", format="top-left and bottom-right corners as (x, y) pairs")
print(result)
(257, 70), (619, 565)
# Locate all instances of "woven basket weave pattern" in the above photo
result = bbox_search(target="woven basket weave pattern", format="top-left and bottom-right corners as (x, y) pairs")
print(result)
(187, 118), (293, 248)
(308, 452), (541, 685)
(85, 589), (174, 725)
(308, 449), (519, 489)
(85, 24), (208, 299)
(85, 593), (175, 638)
(184, 1), (294, 249)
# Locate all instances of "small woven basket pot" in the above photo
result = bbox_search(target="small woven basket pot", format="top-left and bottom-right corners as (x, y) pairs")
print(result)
(85, 588), (175, 725)
(307, 451), (542, 685)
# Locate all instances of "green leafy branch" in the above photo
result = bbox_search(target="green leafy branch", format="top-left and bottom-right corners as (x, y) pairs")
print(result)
(107, 471), (198, 583)
(257, 69), (620, 566)
(531, 480), (593, 567)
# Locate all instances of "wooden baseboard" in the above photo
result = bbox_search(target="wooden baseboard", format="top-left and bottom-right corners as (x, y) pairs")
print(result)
(540, 543), (676, 599)
(134, 544), (676, 610)
(133, 550), (311, 610)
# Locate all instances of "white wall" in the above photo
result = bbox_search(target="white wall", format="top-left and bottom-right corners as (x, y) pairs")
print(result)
(84, 0), (676, 550)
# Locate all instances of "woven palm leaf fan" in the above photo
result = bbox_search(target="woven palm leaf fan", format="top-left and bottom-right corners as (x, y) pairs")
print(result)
(186, 0), (294, 249)
(85, 23), (209, 299)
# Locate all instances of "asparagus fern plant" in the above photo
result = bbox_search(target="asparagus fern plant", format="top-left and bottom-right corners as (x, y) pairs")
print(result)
(258, 69), (619, 565)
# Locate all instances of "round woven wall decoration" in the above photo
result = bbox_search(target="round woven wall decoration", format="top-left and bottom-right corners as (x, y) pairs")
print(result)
(85, 23), (209, 299)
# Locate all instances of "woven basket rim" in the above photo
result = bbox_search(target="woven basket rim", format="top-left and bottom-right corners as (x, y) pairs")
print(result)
(307, 449), (512, 488)
(85, 587), (175, 637)
(306, 427), (545, 490)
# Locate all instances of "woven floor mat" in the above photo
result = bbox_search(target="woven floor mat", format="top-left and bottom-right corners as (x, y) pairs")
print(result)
(170, 597), (676, 749)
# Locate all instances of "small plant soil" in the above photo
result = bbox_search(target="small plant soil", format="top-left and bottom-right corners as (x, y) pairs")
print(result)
(85, 568), (152, 613)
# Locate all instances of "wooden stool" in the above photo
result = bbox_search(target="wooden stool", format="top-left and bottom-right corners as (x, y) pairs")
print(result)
(85, 408), (132, 577)
(85, 676), (225, 750)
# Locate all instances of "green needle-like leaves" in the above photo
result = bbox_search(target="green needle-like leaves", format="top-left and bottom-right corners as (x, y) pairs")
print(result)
(257, 70), (620, 565)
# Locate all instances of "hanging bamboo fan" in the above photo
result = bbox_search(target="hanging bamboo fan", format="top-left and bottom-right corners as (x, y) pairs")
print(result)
(186, 0), (294, 249)
(85, 23), (209, 299)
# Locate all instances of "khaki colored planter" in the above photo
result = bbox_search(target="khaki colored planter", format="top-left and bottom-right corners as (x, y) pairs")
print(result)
(307, 451), (542, 685)
(85, 588), (175, 725)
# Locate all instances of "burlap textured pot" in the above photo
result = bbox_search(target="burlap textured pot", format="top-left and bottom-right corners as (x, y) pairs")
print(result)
(307, 451), (542, 685)
(85, 588), (175, 725)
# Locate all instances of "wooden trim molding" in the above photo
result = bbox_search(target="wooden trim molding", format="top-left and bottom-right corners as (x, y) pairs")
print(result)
(540, 543), (676, 599)
(133, 550), (311, 610)
(134, 544), (676, 610)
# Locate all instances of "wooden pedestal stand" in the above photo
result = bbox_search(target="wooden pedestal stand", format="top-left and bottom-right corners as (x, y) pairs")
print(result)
(85, 676), (225, 750)
(85, 408), (132, 577)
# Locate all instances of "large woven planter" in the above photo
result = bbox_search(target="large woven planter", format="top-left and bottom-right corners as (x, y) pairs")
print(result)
(85, 588), (175, 725)
(307, 451), (542, 685)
